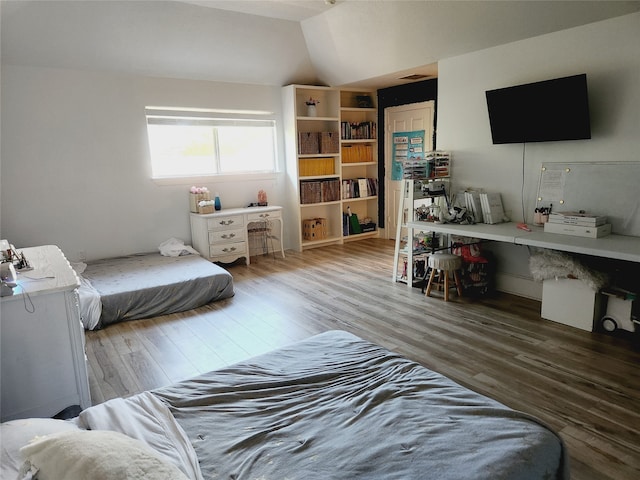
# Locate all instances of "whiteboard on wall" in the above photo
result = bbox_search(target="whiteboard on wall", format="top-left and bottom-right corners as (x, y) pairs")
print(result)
(536, 162), (640, 236)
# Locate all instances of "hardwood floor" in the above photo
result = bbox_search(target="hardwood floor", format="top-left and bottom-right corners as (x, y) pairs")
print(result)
(85, 238), (640, 480)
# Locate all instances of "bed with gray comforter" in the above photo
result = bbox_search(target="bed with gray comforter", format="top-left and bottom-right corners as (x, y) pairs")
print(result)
(2, 331), (567, 479)
(79, 252), (234, 329)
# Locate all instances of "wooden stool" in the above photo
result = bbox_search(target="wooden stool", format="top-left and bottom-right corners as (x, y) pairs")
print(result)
(425, 253), (463, 301)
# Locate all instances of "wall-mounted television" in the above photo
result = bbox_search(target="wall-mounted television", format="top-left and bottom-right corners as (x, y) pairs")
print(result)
(485, 74), (591, 144)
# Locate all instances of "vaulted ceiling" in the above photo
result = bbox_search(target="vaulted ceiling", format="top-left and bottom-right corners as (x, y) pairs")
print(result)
(2, 1), (639, 89)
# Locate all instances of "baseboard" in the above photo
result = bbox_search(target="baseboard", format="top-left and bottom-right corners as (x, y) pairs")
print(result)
(495, 273), (542, 301)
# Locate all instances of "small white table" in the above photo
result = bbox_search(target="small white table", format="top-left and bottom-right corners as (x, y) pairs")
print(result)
(190, 206), (285, 265)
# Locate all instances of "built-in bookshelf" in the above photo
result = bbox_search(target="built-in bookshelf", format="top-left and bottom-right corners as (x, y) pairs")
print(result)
(283, 85), (379, 251)
(339, 88), (379, 244)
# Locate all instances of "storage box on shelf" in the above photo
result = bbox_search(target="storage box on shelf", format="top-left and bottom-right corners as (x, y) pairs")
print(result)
(283, 85), (379, 250)
(303, 218), (327, 241)
(541, 277), (605, 331)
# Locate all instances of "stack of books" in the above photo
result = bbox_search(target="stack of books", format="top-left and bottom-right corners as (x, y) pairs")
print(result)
(342, 178), (378, 199)
(544, 211), (611, 238)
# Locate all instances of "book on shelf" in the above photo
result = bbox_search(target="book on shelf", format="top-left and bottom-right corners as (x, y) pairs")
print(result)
(479, 192), (507, 224)
(358, 178), (369, 197)
(464, 191), (484, 223)
(548, 211), (607, 226)
(544, 221), (612, 238)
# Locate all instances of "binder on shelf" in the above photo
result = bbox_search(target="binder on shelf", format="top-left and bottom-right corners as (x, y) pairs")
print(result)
(480, 192), (507, 224)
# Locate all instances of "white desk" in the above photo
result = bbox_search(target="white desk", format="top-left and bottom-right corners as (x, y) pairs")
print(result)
(190, 206), (285, 265)
(407, 221), (640, 263)
(515, 229), (640, 263)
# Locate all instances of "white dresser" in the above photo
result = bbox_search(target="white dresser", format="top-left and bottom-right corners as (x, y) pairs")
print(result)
(1, 245), (91, 421)
(190, 206), (285, 265)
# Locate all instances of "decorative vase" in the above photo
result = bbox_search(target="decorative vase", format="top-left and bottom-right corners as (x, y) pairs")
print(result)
(214, 194), (221, 211)
(307, 104), (317, 117)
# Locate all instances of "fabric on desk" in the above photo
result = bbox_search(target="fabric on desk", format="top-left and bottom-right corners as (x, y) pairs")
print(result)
(152, 330), (567, 480)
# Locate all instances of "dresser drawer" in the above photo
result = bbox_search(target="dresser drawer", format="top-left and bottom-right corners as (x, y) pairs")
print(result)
(207, 215), (244, 230)
(208, 227), (245, 244)
(210, 241), (247, 257)
(247, 210), (281, 222)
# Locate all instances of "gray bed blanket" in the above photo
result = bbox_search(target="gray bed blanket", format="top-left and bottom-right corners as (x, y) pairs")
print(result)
(153, 330), (567, 480)
(83, 253), (234, 328)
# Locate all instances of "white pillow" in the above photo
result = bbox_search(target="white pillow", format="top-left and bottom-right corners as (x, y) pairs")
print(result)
(1, 418), (80, 479)
(19, 430), (189, 480)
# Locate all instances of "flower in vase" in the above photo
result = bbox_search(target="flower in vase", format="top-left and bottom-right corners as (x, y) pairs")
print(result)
(305, 97), (320, 106)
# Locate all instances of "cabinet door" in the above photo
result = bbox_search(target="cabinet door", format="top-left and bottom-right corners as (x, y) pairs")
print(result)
(1, 292), (88, 420)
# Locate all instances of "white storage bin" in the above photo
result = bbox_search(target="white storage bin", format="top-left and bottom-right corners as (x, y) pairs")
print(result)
(541, 278), (605, 331)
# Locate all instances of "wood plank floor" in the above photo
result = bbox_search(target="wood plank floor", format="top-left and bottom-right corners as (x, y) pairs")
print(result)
(85, 238), (640, 480)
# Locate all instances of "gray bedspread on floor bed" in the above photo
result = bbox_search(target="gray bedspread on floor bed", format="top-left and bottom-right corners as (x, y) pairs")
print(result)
(151, 330), (567, 479)
(82, 253), (234, 329)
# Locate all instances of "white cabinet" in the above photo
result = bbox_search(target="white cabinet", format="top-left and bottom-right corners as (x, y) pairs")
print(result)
(190, 206), (284, 265)
(1, 245), (91, 421)
(282, 85), (379, 251)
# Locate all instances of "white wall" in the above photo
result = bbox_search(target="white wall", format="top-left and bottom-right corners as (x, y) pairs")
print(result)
(0, 65), (289, 261)
(437, 12), (640, 299)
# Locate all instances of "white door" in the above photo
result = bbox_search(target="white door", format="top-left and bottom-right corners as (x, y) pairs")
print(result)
(385, 101), (435, 239)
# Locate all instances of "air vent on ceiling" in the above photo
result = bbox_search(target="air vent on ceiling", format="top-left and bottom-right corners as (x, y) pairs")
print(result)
(398, 74), (431, 81)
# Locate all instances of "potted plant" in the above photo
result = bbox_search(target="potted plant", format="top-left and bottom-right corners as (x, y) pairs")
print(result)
(305, 97), (319, 117)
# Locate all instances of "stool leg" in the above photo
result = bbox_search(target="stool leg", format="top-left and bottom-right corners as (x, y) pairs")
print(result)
(425, 268), (437, 297)
(444, 270), (450, 301)
(453, 270), (463, 297)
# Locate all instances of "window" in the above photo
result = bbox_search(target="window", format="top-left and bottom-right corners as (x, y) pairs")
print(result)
(146, 107), (277, 178)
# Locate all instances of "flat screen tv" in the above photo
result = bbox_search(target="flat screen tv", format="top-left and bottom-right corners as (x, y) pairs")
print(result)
(485, 74), (591, 144)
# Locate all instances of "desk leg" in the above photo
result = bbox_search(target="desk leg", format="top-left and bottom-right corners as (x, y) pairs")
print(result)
(278, 218), (285, 258)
